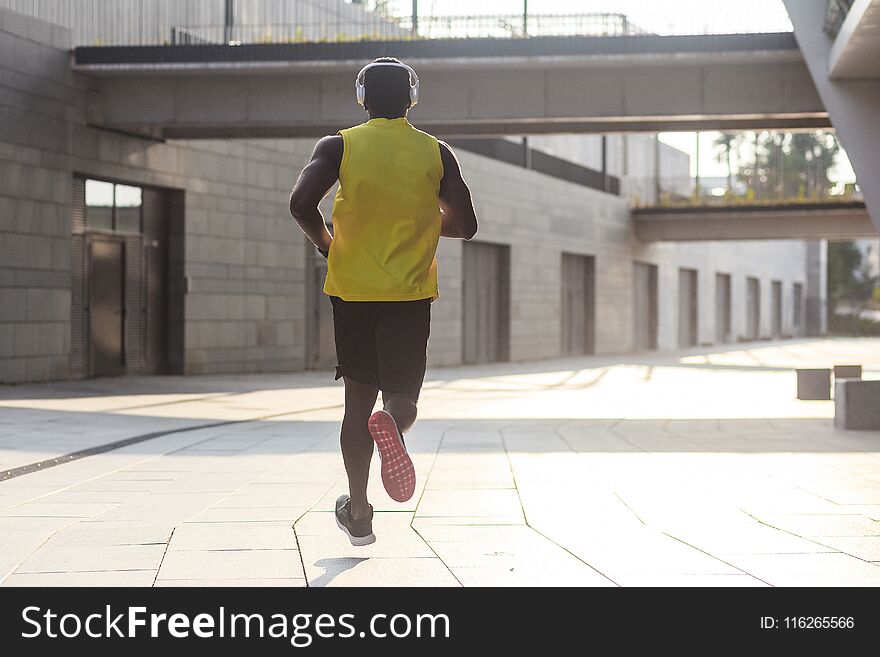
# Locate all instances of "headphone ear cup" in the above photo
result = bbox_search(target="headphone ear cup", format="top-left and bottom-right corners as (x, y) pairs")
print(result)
(356, 83), (365, 106)
(410, 85), (419, 107)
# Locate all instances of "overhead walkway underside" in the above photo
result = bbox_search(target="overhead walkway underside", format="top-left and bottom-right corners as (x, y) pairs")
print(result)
(634, 203), (875, 242)
(74, 33), (828, 139)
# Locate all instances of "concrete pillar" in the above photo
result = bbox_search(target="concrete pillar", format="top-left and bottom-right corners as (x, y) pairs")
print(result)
(804, 240), (827, 336)
(835, 380), (880, 430)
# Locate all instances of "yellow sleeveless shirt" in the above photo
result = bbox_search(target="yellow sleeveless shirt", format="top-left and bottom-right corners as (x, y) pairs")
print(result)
(324, 118), (443, 301)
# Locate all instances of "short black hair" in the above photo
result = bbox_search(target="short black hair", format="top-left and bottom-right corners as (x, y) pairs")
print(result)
(363, 56), (412, 115)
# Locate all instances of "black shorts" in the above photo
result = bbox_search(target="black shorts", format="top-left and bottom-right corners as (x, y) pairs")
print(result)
(330, 296), (431, 402)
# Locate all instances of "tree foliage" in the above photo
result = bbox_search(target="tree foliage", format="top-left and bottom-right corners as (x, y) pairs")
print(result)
(712, 131), (842, 201)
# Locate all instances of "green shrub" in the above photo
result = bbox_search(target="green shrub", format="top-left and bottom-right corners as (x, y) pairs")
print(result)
(828, 313), (880, 336)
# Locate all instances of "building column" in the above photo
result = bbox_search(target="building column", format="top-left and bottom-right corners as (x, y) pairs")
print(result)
(804, 240), (827, 336)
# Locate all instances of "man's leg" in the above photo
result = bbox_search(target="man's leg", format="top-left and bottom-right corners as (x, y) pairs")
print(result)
(367, 299), (431, 502)
(382, 392), (417, 434)
(341, 377), (379, 520)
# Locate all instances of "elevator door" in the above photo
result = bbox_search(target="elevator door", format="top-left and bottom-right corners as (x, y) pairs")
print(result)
(561, 254), (596, 355)
(633, 262), (658, 351)
(89, 238), (125, 376)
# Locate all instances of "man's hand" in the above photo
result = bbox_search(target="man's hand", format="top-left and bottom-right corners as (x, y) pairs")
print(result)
(289, 135), (343, 253)
(438, 142), (478, 240)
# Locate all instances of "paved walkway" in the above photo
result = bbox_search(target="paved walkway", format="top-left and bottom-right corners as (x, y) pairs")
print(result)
(1, 337), (879, 587)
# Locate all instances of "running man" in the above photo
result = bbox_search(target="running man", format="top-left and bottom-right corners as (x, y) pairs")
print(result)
(289, 57), (478, 546)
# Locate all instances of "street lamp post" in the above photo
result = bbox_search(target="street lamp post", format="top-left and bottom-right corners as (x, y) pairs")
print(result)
(224, 0), (233, 44)
(412, 0), (419, 38)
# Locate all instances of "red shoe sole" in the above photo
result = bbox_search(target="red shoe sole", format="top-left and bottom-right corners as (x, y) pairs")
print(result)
(368, 410), (416, 503)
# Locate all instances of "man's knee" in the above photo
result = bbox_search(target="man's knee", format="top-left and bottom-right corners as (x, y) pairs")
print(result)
(343, 377), (379, 412)
(383, 393), (418, 432)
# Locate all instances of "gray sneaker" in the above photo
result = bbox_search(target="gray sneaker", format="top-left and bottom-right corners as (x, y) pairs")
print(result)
(335, 495), (375, 546)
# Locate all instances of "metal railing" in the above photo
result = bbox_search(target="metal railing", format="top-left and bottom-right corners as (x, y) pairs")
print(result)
(169, 13), (641, 44)
(0, 0), (793, 47)
(406, 12), (643, 40)
(450, 138), (620, 196)
(625, 176), (863, 209)
(170, 20), (406, 44)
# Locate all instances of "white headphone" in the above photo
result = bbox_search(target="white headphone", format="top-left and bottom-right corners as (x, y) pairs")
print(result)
(355, 61), (419, 109)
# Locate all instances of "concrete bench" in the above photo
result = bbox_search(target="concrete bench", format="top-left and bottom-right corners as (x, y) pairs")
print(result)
(833, 365), (863, 380)
(834, 380), (880, 430)
(796, 368), (831, 400)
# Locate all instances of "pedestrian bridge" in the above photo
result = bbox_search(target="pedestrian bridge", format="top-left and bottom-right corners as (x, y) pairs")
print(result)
(634, 202), (875, 242)
(75, 33), (827, 140)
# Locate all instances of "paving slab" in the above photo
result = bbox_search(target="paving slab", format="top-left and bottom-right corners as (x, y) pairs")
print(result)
(168, 522), (297, 551)
(156, 549), (302, 581)
(305, 557), (459, 587)
(15, 544), (168, 574)
(154, 578), (307, 587)
(2, 570), (158, 587)
(1, 338), (880, 587)
(725, 552), (880, 586)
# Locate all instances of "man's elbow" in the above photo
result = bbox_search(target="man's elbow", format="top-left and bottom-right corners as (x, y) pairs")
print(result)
(463, 216), (478, 241)
(289, 191), (313, 220)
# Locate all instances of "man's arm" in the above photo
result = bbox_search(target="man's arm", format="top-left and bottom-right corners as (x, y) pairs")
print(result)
(289, 135), (343, 254)
(438, 142), (478, 240)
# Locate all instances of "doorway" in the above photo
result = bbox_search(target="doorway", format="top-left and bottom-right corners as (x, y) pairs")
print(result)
(462, 241), (510, 364)
(678, 268), (698, 348)
(771, 280), (783, 338)
(561, 253), (596, 356)
(715, 273), (732, 344)
(792, 282), (804, 337)
(72, 177), (179, 378)
(88, 237), (126, 376)
(633, 262), (658, 351)
(746, 276), (761, 340)
(306, 249), (337, 370)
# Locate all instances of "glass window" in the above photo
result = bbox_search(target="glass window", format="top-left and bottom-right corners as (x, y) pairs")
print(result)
(114, 184), (143, 233)
(84, 179), (143, 233)
(85, 179), (114, 231)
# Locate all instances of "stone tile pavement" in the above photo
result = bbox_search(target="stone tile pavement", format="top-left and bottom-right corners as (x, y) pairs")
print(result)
(1, 338), (879, 587)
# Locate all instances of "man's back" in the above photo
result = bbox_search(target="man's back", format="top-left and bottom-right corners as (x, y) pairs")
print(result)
(325, 117), (443, 302)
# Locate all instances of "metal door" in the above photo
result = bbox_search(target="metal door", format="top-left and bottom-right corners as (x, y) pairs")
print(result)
(678, 268), (698, 348)
(142, 187), (168, 374)
(633, 262), (658, 351)
(746, 277), (760, 340)
(561, 254), (596, 355)
(715, 273), (732, 344)
(792, 283), (804, 337)
(771, 280), (782, 338)
(89, 238), (125, 376)
(306, 254), (337, 369)
(463, 242), (510, 364)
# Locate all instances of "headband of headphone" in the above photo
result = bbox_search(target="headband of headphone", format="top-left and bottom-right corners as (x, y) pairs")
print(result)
(355, 62), (419, 108)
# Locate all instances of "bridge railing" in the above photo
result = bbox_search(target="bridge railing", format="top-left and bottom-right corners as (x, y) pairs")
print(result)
(168, 9), (789, 45)
(0, 0), (792, 47)
(169, 13), (642, 45)
(625, 176), (863, 210)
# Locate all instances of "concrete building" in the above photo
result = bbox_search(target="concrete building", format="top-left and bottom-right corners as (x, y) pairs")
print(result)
(0, 4), (823, 383)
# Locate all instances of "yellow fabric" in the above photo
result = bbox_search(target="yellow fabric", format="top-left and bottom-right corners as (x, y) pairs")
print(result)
(324, 117), (443, 301)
